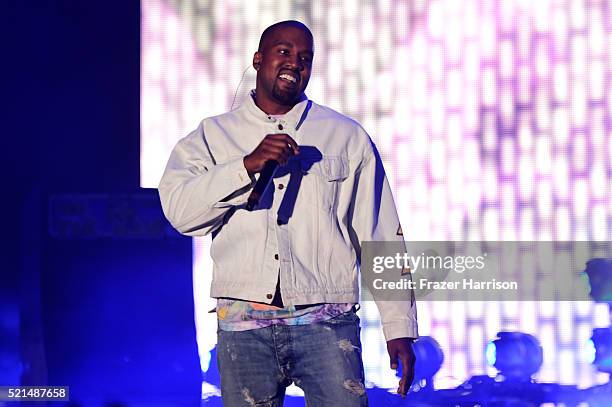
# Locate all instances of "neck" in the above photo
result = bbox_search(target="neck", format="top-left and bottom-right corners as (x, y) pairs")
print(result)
(253, 94), (294, 115)
(252, 88), (306, 115)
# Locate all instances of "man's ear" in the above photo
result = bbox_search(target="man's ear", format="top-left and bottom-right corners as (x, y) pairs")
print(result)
(253, 52), (262, 70)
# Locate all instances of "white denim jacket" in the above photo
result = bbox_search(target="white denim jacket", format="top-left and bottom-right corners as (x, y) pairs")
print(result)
(158, 92), (418, 340)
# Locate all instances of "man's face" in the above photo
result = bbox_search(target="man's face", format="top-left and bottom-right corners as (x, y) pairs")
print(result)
(253, 25), (314, 111)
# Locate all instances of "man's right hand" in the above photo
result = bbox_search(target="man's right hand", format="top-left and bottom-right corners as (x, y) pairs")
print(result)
(243, 133), (300, 175)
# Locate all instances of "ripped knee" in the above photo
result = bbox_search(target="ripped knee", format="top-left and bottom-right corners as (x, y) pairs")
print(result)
(343, 379), (366, 396)
(241, 388), (278, 406)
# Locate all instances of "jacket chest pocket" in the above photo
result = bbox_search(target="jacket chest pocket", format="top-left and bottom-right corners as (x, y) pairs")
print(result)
(300, 156), (349, 211)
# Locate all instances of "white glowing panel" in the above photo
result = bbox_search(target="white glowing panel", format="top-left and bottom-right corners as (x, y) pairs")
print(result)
(141, 0), (611, 391)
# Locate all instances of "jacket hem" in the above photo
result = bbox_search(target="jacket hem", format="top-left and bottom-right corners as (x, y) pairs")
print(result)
(211, 281), (359, 306)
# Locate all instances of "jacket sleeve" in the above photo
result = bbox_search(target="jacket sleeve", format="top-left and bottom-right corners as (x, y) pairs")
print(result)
(158, 123), (254, 236)
(348, 137), (419, 341)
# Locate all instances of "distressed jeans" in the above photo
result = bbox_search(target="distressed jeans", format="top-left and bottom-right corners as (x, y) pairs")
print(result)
(216, 309), (369, 406)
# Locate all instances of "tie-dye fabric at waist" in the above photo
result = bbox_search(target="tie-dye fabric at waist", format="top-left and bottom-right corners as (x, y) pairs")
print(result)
(216, 298), (355, 331)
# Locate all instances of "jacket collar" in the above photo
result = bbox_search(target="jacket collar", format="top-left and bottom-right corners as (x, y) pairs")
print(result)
(243, 89), (311, 131)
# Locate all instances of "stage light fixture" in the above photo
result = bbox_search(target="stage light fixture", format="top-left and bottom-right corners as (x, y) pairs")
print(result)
(583, 259), (612, 302)
(486, 332), (543, 381)
(589, 328), (612, 374)
(410, 336), (444, 391)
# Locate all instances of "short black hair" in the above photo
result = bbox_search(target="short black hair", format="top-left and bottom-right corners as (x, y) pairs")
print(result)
(257, 20), (313, 52)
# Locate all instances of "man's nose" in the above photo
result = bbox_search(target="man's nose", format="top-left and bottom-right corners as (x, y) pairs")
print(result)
(287, 56), (304, 71)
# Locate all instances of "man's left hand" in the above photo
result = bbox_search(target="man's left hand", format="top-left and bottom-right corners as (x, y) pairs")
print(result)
(386, 337), (416, 397)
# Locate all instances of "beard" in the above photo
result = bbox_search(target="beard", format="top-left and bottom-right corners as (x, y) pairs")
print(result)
(272, 81), (300, 105)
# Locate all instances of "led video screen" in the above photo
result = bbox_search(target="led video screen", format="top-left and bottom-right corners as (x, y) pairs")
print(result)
(141, 0), (612, 394)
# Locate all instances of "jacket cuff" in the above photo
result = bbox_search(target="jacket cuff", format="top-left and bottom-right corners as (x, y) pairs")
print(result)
(228, 156), (254, 188)
(382, 318), (419, 341)
(211, 157), (254, 207)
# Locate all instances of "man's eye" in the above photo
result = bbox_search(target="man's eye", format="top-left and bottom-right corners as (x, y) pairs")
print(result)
(279, 49), (289, 55)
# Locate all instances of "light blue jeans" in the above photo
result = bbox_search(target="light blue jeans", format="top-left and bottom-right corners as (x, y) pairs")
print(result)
(216, 309), (369, 406)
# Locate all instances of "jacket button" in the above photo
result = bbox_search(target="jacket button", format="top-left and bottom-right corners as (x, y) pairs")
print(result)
(278, 124), (283, 130)
(278, 184), (284, 190)
(274, 254), (279, 260)
(266, 293), (273, 299)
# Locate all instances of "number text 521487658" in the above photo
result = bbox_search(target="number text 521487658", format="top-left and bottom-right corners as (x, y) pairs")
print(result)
(0, 386), (69, 401)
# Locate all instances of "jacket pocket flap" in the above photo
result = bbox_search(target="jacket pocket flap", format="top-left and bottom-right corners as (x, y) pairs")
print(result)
(301, 156), (349, 181)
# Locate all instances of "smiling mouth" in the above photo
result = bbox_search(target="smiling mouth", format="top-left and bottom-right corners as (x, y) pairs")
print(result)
(278, 72), (298, 86)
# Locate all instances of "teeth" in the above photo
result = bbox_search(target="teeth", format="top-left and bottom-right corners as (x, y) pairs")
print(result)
(279, 73), (297, 83)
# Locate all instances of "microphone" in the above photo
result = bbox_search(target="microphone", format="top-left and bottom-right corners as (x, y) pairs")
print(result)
(246, 159), (279, 211)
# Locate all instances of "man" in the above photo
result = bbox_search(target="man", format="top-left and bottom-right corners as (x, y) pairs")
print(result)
(159, 20), (417, 406)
